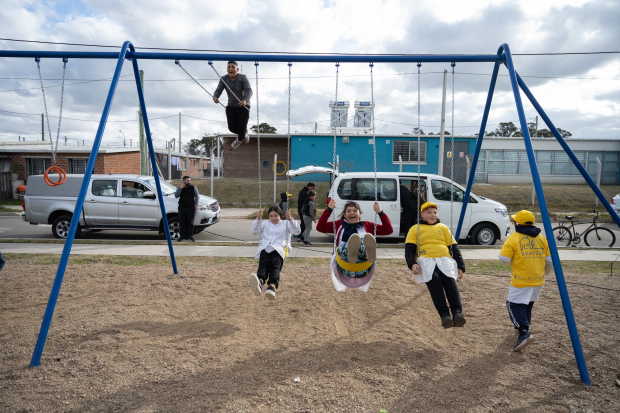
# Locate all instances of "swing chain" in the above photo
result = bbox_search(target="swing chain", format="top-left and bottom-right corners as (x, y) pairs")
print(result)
(36, 57), (67, 166)
(370, 62), (377, 237)
(287, 62), (292, 197)
(176, 59), (225, 108)
(255, 61), (262, 239)
(416, 62), (421, 256)
(450, 62), (455, 234)
(331, 63), (340, 250)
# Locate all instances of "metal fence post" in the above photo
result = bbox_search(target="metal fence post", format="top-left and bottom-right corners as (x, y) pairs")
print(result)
(595, 157), (602, 207)
(274, 153), (277, 204)
(210, 146), (214, 198)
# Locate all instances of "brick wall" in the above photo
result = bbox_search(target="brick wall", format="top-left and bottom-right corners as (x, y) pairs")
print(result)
(221, 136), (290, 179)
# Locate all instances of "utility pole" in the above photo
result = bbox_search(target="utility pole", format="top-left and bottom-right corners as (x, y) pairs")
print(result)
(217, 137), (221, 178)
(167, 141), (172, 181)
(138, 70), (147, 175)
(41, 114), (44, 141)
(438, 69), (448, 176)
(178, 112), (182, 153)
(199, 145), (204, 178)
(314, 122), (317, 133)
(185, 145), (189, 177)
(64, 136), (67, 145)
(535, 115), (539, 138)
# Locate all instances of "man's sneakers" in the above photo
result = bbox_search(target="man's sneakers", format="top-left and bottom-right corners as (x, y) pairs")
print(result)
(453, 312), (467, 328)
(441, 315), (453, 329)
(231, 139), (242, 149)
(513, 332), (535, 352)
(363, 233), (377, 263)
(249, 273), (263, 297)
(176, 237), (184, 242)
(188, 236), (195, 242)
(243, 129), (250, 144)
(265, 285), (276, 300)
(347, 233), (361, 263)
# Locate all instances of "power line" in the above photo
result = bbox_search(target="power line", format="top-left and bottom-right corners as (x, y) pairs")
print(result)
(1, 37), (619, 56)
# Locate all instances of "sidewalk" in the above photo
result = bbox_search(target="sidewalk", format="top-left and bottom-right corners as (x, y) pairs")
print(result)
(1, 243), (617, 261)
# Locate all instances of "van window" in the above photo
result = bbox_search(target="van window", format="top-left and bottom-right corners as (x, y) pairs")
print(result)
(337, 179), (353, 200)
(431, 180), (464, 202)
(92, 180), (118, 197)
(354, 179), (397, 201)
(122, 181), (150, 198)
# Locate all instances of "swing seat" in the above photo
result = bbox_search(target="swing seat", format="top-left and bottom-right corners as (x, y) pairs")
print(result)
(334, 266), (375, 289)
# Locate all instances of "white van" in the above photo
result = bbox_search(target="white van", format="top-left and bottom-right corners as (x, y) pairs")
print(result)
(289, 168), (510, 245)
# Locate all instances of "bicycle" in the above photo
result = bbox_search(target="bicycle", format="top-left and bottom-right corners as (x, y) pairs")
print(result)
(551, 210), (616, 248)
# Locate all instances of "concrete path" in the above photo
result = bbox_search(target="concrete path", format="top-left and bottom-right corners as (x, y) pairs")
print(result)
(1, 242), (618, 261)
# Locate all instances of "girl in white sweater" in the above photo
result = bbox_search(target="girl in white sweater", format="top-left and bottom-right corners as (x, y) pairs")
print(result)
(250, 205), (301, 300)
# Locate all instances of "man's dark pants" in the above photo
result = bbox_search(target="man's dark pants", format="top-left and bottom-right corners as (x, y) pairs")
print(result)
(226, 106), (250, 142)
(178, 206), (195, 239)
(426, 266), (462, 318)
(298, 206), (305, 241)
(257, 250), (284, 288)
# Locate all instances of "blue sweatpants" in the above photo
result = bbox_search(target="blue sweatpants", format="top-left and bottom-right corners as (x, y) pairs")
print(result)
(506, 301), (534, 335)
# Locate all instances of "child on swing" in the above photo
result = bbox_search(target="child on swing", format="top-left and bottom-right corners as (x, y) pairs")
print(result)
(405, 202), (466, 329)
(316, 199), (393, 292)
(250, 205), (301, 300)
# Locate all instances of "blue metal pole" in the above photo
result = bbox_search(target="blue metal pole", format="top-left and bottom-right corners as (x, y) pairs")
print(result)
(0, 49), (506, 64)
(516, 73), (620, 229)
(455, 60), (501, 240)
(129, 46), (178, 274)
(502, 43), (591, 385)
(30, 41), (132, 368)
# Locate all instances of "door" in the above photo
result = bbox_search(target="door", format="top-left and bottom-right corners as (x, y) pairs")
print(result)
(351, 177), (399, 237)
(398, 177), (428, 236)
(443, 141), (469, 184)
(118, 180), (159, 227)
(84, 179), (119, 225)
(429, 179), (472, 239)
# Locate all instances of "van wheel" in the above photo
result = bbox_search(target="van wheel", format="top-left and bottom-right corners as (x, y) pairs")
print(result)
(471, 223), (497, 245)
(51, 215), (81, 239)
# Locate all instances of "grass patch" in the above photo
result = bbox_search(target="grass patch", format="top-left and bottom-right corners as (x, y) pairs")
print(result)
(0, 206), (19, 213)
(0, 199), (23, 206)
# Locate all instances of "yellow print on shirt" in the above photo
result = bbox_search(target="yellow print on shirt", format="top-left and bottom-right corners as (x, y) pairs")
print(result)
(519, 236), (545, 258)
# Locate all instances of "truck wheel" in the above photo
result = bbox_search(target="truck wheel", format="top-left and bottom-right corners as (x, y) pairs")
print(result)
(51, 215), (81, 239)
(165, 217), (181, 240)
(471, 223), (497, 245)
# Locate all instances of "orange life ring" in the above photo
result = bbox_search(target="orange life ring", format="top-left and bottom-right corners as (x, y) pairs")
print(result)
(44, 166), (67, 186)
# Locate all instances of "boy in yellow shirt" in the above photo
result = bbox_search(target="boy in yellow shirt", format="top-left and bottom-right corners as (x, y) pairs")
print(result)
(405, 202), (466, 329)
(499, 210), (552, 352)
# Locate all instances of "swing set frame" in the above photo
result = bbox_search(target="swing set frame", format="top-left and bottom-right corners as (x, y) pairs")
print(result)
(2, 41), (617, 386)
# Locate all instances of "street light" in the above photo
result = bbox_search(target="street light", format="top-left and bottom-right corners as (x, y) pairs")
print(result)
(119, 130), (126, 147)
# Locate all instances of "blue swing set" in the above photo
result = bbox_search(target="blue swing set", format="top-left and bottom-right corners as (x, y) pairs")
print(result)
(2, 41), (618, 386)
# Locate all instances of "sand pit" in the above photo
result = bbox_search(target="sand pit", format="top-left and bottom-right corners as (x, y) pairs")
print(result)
(1, 255), (619, 412)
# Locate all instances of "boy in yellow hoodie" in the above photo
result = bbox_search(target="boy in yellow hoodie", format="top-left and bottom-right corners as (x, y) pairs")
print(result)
(499, 210), (552, 352)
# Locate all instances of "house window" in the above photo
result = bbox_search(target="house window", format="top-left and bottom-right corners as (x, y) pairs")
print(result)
(68, 159), (87, 174)
(392, 140), (427, 164)
(25, 158), (51, 179)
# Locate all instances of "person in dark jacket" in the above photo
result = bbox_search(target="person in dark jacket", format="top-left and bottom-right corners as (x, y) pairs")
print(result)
(301, 190), (317, 246)
(278, 192), (291, 214)
(296, 182), (315, 243)
(174, 176), (200, 242)
(213, 61), (253, 149)
(400, 184), (417, 234)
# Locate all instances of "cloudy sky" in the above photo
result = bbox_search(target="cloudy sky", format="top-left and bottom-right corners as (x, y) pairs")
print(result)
(0, 0), (619, 150)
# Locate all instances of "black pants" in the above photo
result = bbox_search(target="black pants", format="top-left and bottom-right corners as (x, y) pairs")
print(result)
(507, 301), (534, 335)
(178, 206), (195, 239)
(298, 206), (305, 240)
(426, 265), (462, 318)
(226, 106), (250, 142)
(257, 250), (284, 289)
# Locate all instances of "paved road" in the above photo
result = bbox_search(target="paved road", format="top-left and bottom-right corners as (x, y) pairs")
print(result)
(1, 214), (619, 247)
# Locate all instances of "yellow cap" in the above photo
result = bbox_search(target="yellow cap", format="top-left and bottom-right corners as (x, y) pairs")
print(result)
(421, 201), (438, 212)
(511, 210), (535, 225)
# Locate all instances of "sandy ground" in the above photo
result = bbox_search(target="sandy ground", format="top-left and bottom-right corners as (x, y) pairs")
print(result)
(1, 257), (619, 413)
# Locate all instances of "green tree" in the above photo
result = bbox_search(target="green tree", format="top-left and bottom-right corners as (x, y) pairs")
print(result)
(251, 123), (277, 134)
(412, 127), (425, 136)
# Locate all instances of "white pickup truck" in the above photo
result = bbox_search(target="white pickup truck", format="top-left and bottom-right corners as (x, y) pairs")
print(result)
(22, 174), (220, 239)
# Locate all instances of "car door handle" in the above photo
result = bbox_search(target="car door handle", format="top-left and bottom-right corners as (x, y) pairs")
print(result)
(88, 199), (97, 203)
(121, 201), (129, 205)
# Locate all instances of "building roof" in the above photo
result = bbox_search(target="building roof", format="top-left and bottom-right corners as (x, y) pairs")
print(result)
(0, 144), (140, 154)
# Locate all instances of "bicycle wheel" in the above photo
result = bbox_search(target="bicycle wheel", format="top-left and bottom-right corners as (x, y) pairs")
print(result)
(584, 227), (616, 247)
(551, 226), (572, 246)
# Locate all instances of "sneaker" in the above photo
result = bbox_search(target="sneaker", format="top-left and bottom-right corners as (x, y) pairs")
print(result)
(347, 233), (361, 263)
(265, 285), (276, 300)
(363, 233), (377, 262)
(176, 237), (184, 242)
(453, 312), (466, 328)
(441, 315), (453, 329)
(513, 332), (535, 352)
(303, 241), (311, 247)
(188, 236), (196, 242)
(305, 242), (313, 246)
(231, 139), (242, 149)
(248, 273), (263, 297)
(243, 130), (250, 144)
(297, 237), (304, 243)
